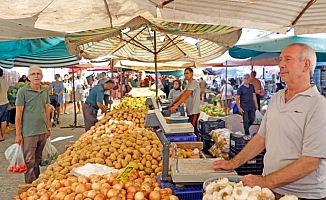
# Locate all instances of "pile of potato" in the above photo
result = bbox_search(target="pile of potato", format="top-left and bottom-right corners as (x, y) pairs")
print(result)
(34, 124), (163, 184)
(102, 109), (147, 128)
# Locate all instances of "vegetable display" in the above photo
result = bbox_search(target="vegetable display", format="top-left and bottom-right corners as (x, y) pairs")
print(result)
(15, 171), (179, 200)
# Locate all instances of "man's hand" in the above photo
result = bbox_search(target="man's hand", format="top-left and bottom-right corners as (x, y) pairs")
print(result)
(167, 103), (173, 108)
(242, 174), (268, 188)
(46, 130), (51, 138)
(238, 107), (244, 114)
(15, 134), (23, 145)
(213, 160), (236, 171)
(170, 105), (178, 113)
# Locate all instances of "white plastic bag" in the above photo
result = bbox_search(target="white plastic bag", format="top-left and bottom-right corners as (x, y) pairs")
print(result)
(40, 138), (58, 166)
(4, 143), (19, 162)
(6, 144), (28, 173)
(254, 110), (264, 124)
(71, 163), (119, 177)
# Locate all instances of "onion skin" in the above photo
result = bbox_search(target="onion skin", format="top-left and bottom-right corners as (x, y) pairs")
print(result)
(94, 193), (106, 200)
(149, 190), (161, 200)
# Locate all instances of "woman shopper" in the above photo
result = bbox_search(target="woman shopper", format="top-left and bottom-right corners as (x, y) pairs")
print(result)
(168, 80), (185, 116)
(220, 80), (234, 114)
(49, 74), (64, 124)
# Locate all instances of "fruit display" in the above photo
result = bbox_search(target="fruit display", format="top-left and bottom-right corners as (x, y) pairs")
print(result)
(7, 82), (51, 106)
(8, 82), (26, 106)
(15, 171), (179, 200)
(200, 105), (226, 117)
(203, 177), (297, 200)
(114, 97), (149, 110)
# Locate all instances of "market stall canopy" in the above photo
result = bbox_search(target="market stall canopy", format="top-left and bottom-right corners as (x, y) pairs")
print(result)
(0, 37), (63, 60)
(117, 60), (195, 71)
(0, 0), (152, 32)
(229, 34), (326, 62)
(0, 18), (63, 41)
(197, 52), (280, 68)
(65, 16), (242, 63)
(0, 39), (79, 69)
(132, 0), (326, 35)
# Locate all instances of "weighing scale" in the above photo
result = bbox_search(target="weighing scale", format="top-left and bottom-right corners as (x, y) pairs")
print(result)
(144, 97), (237, 183)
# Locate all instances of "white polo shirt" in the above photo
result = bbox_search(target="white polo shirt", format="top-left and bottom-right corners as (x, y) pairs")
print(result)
(258, 86), (326, 199)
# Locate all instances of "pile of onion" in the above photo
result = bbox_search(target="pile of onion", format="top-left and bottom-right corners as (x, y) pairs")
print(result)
(14, 171), (179, 200)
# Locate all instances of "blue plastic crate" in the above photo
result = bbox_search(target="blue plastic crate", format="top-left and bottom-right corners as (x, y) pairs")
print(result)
(167, 116), (189, 124)
(199, 133), (214, 155)
(198, 119), (226, 135)
(166, 133), (197, 142)
(157, 175), (203, 200)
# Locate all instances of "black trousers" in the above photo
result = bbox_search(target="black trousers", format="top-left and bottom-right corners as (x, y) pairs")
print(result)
(104, 94), (110, 106)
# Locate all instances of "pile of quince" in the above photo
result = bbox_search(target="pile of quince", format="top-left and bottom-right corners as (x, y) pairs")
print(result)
(200, 105), (226, 117)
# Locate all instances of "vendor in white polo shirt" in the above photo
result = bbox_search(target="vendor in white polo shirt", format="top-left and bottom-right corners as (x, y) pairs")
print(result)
(213, 43), (326, 199)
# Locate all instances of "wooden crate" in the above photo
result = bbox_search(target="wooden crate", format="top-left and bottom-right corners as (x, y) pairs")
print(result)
(174, 141), (203, 150)
(17, 183), (37, 195)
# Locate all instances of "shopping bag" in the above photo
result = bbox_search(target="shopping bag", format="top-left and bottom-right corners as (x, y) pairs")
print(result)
(4, 143), (19, 162)
(40, 138), (58, 166)
(254, 110), (264, 125)
(7, 144), (28, 173)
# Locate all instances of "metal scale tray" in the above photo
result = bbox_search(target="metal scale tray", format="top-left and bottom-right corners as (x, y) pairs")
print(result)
(170, 158), (238, 183)
(167, 123), (194, 135)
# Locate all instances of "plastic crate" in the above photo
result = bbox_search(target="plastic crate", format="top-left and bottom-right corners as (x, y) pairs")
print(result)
(199, 133), (214, 154)
(229, 148), (265, 175)
(230, 134), (250, 153)
(157, 175), (203, 200)
(167, 116), (189, 124)
(166, 133), (197, 142)
(198, 119), (226, 135)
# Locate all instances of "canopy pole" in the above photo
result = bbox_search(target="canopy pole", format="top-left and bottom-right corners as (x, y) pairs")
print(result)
(61, 64), (84, 129)
(154, 30), (158, 100)
(225, 61), (228, 113)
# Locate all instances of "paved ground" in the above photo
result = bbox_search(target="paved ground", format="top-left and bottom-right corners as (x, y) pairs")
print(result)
(0, 100), (258, 200)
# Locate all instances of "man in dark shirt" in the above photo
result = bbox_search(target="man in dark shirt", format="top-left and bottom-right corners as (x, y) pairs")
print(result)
(236, 74), (258, 138)
(82, 79), (115, 131)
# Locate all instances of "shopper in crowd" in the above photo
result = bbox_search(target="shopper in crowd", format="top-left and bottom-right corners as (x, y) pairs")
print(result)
(199, 77), (207, 102)
(213, 43), (326, 199)
(74, 71), (88, 114)
(98, 72), (110, 106)
(49, 74), (64, 124)
(62, 74), (72, 114)
(92, 76), (99, 88)
(121, 72), (127, 96)
(136, 76), (142, 88)
(15, 66), (51, 184)
(182, 79), (187, 90)
(127, 74), (133, 93)
(168, 68), (200, 139)
(156, 76), (164, 92)
(220, 79), (234, 115)
(0, 68), (9, 141)
(236, 74), (258, 139)
(83, 79), (115, 131)
(209, 79), (218, 93)
(249, 71), (263, 111)
(168, 80), (185, 116)
(18, 75), (29, 83)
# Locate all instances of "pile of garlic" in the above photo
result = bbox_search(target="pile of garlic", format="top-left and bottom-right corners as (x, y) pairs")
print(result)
(203, 177), (298, 200)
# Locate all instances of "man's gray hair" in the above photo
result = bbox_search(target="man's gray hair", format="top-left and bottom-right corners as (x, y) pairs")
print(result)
(243, 74), (250, 79)
(28, 65), (42, 75)
(287, 43), (316, 75)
